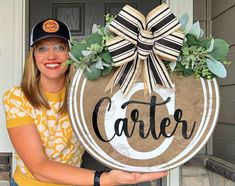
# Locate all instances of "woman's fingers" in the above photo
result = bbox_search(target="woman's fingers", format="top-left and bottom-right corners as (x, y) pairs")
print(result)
(137, 172), (168, 182)
(108, 170), (168, 185)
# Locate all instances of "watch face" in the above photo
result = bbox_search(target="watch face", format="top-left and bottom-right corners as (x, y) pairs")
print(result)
(68, 70), (219, 172)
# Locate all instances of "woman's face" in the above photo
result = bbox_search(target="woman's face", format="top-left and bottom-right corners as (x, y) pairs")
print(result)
(34, 37), (69, 83)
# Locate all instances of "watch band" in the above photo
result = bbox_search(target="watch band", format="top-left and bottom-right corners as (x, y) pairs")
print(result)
(94, 170), (104, 186)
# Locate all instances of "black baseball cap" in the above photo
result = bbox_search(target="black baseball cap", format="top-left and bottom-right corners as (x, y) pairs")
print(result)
(30, 18), (71, 46)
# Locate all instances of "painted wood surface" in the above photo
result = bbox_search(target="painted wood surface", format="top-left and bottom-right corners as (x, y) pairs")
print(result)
(213, 123), (235, 163)
(211, 0), (235, 164)
(211, 0), (235, 19)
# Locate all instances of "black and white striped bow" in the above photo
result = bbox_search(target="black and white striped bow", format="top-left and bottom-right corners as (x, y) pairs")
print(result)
(105, 4), (184, 95)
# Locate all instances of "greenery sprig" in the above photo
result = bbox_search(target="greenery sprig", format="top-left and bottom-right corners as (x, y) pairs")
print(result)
(166, 14), (231, 79)
(68, 13), (231, 81)
(67, 14), (115, 80)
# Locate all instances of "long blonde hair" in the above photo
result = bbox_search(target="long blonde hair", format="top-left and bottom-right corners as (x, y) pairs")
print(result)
(21, 48), (75, 114)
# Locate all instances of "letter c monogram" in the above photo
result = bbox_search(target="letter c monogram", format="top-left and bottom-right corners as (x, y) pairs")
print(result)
(104, 83), (175, 160)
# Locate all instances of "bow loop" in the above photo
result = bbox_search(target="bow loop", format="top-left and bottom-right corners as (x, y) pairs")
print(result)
(106, 4), (184, 95)
(106, 36), (137, 67)
(146, 4), (181, 39)
(109, 5), (145, 45)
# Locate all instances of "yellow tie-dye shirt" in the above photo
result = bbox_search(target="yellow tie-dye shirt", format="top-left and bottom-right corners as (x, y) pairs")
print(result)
(3, 86), (84, 186)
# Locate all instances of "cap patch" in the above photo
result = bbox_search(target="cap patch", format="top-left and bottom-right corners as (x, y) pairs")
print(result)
(42, 19), (59, 33)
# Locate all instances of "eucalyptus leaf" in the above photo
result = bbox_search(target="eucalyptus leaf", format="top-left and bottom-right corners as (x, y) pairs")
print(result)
(179, 13), (189, 32)
(207, 39), (214, 52)
(90, 43), (103, 53)
(69, 52), (80, 64)
(186, 34), (200, 46)
(199, 38), (212, 50)
(199, 29), (204, 38)
(84, 63), (101, 80)
(86, 33), (103, 46)
(70, 42), (87, 60)
(92, 24), (98, 33)
(97, 28), (104, 36)
(101, 65), (113, 76)
(169, 61), (177, 71)
(188, 21), (201, 39)
(85, 66), (92, 73)
(102, 50), (112, 63)
(176, 62), (194, 76)
(102, 63), (111, 67)
(206, 58), (227, 78)
(104, 23), (112, 36)
(95, 58), (104, 69)
(82, 50), (93, 57)
(209, 39), (229, 60)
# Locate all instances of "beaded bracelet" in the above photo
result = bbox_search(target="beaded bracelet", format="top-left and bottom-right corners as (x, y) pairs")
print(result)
(94, 170), (104, 186)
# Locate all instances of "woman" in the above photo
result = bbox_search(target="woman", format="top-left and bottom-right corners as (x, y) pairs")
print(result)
(3, 18), (167, 186)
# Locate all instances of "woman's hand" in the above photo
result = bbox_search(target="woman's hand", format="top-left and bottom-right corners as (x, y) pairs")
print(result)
(101, 170), (168, 186)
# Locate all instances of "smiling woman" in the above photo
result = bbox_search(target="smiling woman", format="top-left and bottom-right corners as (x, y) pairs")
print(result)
(33, 38), (69, 91)
(2, 18), (167, 186)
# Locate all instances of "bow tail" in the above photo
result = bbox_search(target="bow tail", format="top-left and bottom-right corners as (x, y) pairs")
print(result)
(105, 56), (142, 95)
(143, 61), (152, 95)
(145, 52), (174, 94)
(104, 66), (123, 93)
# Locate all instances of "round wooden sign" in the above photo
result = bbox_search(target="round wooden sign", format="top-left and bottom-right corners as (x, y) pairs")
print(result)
(68, 70), (219, 172)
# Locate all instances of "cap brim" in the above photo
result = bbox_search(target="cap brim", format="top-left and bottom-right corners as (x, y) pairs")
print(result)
(31, 35), (69, 46)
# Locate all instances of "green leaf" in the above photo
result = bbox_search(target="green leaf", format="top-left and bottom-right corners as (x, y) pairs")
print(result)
(179, 13), (189, 31)
(90, 43), (103, 53)
(169, 61), (177, 71)
(199, 38), (212, 50)
(95, 58), (104, 69)
(102, 50), (112, 63)
(82, 50), (93, 56)
(209, 39), (229, 60)
(176, 62), (194, 76)
(92, 24), (98, 33)
(86, 33), (103, 46)
(83, 63), (101, 80)
(186, 34), (200, 47)
(188, 21), (202, 39)
(70, 42), (87, 60)
(101, 65), (113, 76)
(205, 58), (227, 78)
(207, 39), (214, 52)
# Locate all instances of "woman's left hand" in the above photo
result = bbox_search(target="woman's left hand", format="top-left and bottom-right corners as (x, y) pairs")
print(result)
(101, 169), (168, 185)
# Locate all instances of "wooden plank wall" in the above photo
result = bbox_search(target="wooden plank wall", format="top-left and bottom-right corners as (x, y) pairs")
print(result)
(211, 0), (235, 164)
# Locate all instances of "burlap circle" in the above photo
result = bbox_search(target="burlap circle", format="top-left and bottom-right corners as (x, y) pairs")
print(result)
(68, 70), (219, 172)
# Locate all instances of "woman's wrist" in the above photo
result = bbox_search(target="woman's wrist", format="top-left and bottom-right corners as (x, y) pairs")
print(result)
(99, 171), (110, 186)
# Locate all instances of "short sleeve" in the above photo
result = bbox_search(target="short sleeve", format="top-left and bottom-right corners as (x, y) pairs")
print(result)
(2, 86), (34, 128)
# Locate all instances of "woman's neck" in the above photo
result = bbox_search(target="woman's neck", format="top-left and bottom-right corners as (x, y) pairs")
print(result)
(39, 77), (66, 93)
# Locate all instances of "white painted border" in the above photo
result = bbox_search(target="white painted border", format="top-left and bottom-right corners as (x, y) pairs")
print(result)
(70, 68), (219, 172)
